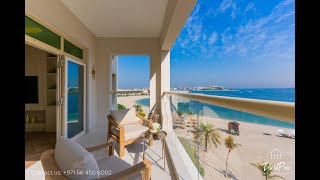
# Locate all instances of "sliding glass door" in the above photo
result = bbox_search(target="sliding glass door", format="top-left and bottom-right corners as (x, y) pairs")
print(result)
(62, 56), (86, 140)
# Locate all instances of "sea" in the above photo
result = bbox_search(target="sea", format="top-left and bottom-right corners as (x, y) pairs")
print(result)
(135, 88), (295, 129)
(68, 94), (80, 121)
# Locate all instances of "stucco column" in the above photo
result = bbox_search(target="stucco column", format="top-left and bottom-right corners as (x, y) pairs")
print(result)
(149, 50), (161, 115)
(150, 50), (171, 130)
(160, 51), (172, 131)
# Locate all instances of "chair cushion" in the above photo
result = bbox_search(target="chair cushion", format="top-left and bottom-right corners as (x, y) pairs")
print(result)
(40, 149), (68, 180)
(111, 124), (149, 141)
(111, 108), (137, 125)
(54, 136), (100, 180)
(97, 155), (141, 180)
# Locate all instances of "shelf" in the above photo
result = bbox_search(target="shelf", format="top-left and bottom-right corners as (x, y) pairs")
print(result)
(25, 110), (45, 112)
(47, 57), (57, 109)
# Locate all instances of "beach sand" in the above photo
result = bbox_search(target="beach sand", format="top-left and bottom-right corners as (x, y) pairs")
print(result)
(118, 95), (295, 180)
(118, 95), (150, 115)
(175, 116), (295, 180)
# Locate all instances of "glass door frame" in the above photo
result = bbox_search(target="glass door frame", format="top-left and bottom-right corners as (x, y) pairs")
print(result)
(62, 55), (87, 141)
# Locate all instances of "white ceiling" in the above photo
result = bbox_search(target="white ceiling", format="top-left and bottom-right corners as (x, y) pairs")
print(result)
(61, 0), (168, 37)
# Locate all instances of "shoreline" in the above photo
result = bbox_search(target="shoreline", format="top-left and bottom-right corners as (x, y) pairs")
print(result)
(118, 95), (150, 115)
(192, 89), (239, 91)
(181, 113), (295, 130)
(122, 95), (294, 130)
(119, 95), (295, 179)
(174, 115), (295, 180)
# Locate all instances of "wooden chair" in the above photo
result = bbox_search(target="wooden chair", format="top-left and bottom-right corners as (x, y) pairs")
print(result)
(41, 142), (152, 180)
(107, 112), (153, 158)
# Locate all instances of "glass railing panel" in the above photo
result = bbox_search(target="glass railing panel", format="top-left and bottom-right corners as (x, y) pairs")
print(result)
(167, 94), (203, 179)
(166, 94), (295, 180)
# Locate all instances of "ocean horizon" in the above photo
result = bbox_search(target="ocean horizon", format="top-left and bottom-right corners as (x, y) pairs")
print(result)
(135, 88), (295, 129)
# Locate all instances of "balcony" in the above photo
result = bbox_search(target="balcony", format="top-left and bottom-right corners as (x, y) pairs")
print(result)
(161, 91), (295, 180)
(24, 0), (294, 179)
(25, 128), (173, 179)
(25, 91), (295, 179)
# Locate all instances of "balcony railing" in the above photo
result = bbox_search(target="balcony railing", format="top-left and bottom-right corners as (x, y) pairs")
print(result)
(162, 91), (295, 180)
(164, 91), (294, 123)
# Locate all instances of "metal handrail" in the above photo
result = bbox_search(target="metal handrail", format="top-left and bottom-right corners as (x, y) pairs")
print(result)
(164, 91), (295, 123)
(111, 90), (148, 94)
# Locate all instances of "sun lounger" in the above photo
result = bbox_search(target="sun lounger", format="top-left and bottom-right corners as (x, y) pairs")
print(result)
(279, 133), (294, 139)
(230, 129), (240, 136)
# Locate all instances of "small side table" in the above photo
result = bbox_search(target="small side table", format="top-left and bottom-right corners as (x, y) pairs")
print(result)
(141, 130), (167, 170)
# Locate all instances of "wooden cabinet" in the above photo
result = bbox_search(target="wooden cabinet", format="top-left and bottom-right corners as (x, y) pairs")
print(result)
(46, 56), (57, 107)
(45, 106), (56, 132)
(46, 56), (57, 132)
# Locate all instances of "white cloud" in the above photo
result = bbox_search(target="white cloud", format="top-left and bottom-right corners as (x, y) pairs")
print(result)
(244, 2), (255, 13)
(275, 0), (294, 10)
(192, 2), (201, 15)
(173, 0), (295, 61)
(175, 2), (203, 54)
(202, 33), (207, 41)
(208, 32), (218, 44)
(219, 0), (233, 12)
(276, 11), (295, 22)
(218, 0), (238, 19)
(221, 31), (233, 44)
(219, 0), (294, 58)
(189, 24), (203, 43)
(231, 8), (239, 19)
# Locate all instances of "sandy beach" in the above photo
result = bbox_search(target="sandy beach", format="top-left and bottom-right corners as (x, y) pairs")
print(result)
(118, 95), (150, 115)
(119, 95), (295, 180)
(175, 116), (295, 180)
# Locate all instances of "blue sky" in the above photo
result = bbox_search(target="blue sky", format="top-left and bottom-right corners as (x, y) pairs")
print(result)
(118, 0), (295, 89)
(118, 56), (150, 89)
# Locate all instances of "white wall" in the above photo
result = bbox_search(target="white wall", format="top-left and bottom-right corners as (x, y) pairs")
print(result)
(96, 38), (161, 128)
(25, 0), (173, 132)
(26, 0), (98, 132)
(25, 44), (47, 111)
(160, 51), (171, 130)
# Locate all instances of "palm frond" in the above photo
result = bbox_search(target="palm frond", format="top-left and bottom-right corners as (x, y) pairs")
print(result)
(251, 161), (285, 180)
(193, 122), (221, 148)
(224, 135), (241, 150)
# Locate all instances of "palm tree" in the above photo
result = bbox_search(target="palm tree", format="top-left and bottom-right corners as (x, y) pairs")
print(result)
(251, 161), (285, 180)
(193, 122), (221, 152)
(133, 104), (145, 117)
(133, 104), (143, 112)
(117, 103), (126, 110)
(177, 111), (183, 117)
(224, 135), (241, 178)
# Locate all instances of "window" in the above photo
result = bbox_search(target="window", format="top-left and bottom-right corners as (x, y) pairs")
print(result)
(25, 16), (61, 49)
